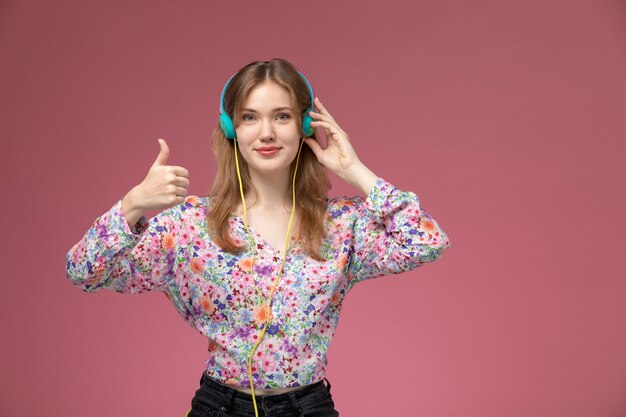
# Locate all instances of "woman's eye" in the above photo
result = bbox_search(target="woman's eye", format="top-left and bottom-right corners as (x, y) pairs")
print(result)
(242, 113), (290, 121)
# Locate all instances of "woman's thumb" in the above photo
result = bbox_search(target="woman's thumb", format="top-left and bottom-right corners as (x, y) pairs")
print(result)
(152, 138), (170, 167)
(304, 137), (323, 160)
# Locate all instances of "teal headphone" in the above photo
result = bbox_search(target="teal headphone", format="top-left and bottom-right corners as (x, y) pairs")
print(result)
(219, 71), (316, 140)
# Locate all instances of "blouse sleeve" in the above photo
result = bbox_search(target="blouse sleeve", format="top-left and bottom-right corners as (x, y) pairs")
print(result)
(345, 177), (451, 292)
(65, 197), (178, 294)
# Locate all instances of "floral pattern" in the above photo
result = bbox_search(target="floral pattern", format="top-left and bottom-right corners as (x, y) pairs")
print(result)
(66, 177), (451, 388)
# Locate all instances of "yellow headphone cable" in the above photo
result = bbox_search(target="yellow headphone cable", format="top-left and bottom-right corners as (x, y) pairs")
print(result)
(235, 137), (304, 417)
(185, 136), (304, 417)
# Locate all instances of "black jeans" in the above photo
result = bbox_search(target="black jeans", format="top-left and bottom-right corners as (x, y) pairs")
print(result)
(188, 371), (340, 417)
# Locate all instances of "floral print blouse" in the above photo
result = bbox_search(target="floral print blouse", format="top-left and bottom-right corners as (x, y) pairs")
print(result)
(66, 177), (451, 389)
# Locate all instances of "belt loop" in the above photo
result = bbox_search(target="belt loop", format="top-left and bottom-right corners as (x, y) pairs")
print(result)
(324, 377), (332, 393)
(288, 391), (305, 416)
(224, 387), (235, 409)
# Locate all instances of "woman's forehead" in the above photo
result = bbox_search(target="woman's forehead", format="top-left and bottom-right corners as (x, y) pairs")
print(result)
(243, 81), (293, 111)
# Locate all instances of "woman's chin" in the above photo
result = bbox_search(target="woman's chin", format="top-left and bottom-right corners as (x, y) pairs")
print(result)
(248, 164), (291, 177)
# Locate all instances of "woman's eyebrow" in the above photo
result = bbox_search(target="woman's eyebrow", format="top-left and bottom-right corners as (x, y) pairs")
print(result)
(241, 107), (293, 113)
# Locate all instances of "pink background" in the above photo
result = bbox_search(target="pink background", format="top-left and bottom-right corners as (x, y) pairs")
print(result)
(2, 0), (626, 416)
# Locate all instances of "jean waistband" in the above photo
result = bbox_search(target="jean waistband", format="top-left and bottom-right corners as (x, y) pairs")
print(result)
(201, 370), (331, 401)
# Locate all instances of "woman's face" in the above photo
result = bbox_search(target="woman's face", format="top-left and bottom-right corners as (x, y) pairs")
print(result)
(235, 81), (301, 178)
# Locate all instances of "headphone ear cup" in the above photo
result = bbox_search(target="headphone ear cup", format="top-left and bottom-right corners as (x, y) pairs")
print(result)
(220, 112), (237, 139)
(302, 114), (313, 137)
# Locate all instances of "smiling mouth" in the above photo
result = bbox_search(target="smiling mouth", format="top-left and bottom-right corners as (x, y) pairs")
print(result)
(256, 147), (281, 155)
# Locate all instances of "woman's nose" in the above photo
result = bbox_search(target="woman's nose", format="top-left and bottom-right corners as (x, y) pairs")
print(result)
(259, 119), (275, 140)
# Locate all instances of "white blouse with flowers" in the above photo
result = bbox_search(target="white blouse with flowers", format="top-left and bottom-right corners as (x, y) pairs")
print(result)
(66, 177), (451, 389)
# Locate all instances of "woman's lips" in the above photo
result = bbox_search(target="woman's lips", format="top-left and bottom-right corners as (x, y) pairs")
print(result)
(256, 148), (280, 156)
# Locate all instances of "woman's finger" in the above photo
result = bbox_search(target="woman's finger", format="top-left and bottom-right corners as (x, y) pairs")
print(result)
(310, 111), (343, 135)
(310, 109), (346, 135)
(303, 137), (324, 160)
(175, 185), (188, 197)
(173, 166), (190, 178)
(311, 121), (344, 142)
(309, 110), (331, 121)
(176, 177), (190, 188)
(311, 120), (346, 137)
(314, 97), (335, 121)
(311, 119), (333, 140)
(311, 120), (333, 138)
(311, 120), (335, 129)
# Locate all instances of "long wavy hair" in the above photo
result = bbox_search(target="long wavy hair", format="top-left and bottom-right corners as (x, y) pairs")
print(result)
(206, 58), (331, 261)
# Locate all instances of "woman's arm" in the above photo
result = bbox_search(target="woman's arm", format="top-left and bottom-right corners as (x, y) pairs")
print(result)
(344, 176), (451, 292)
(66, 138), (189, 294)
(302, 97), (450, 289)
(65, 195), (178, 294)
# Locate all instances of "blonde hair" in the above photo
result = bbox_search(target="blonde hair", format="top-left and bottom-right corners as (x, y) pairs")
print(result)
(206, 58), (331, 261)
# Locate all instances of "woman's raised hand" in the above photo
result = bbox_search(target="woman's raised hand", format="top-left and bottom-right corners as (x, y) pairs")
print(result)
(134, 138), (190, 211)
(122, 139), (189, 227)
(303, 97), (362, 181)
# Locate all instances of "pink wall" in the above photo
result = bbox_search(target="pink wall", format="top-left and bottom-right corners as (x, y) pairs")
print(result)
(2, 0), (626, 416)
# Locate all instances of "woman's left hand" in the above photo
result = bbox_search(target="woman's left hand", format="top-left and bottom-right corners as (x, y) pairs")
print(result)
(304, 97), (362, 180)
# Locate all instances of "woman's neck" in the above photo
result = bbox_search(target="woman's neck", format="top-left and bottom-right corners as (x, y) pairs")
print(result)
(242, 169), (294, 211)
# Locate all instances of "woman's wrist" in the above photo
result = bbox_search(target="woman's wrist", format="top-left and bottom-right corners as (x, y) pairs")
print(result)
(121, 186), (147, 231)
(340, 162), (378, 196)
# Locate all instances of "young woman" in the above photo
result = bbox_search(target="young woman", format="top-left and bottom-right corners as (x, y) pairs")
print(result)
(66, 58), (451, 417)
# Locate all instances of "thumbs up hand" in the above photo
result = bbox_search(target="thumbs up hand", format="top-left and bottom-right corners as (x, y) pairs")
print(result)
(130, 138), (190, 212)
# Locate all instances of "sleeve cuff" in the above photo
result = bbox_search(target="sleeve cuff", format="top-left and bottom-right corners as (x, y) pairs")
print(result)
(360, 177), (394, 219)
(106, 198), (149, 247)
